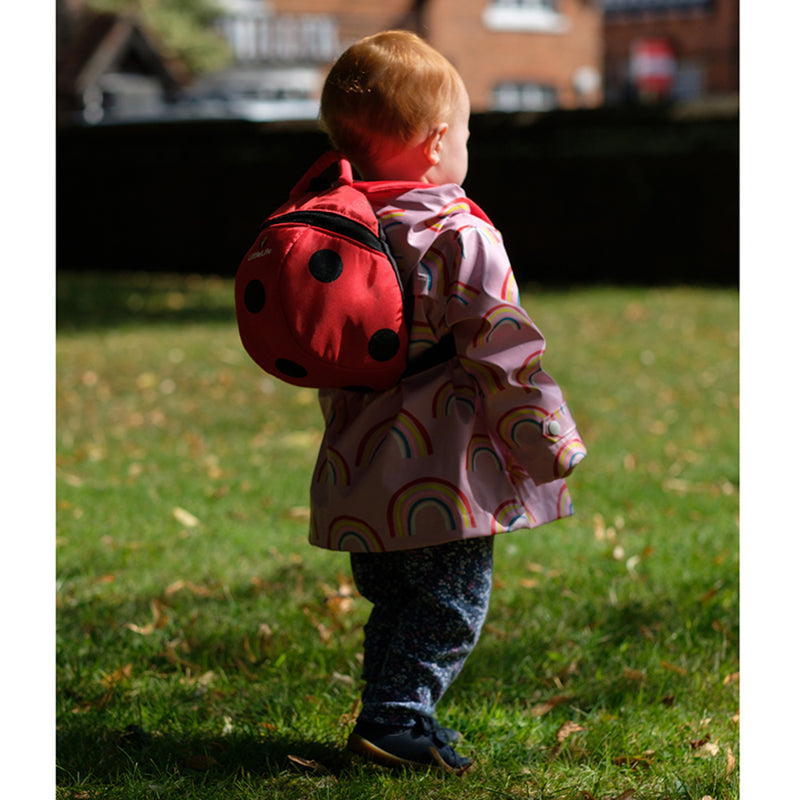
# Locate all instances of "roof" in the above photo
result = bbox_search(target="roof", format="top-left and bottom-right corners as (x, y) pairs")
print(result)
(57, 10), (190, 99)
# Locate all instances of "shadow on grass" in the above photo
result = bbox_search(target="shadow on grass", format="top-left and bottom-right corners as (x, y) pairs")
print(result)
(56, 721), (350, 788)
(56, 271), (236, 333)
(56, 556), (738, 796)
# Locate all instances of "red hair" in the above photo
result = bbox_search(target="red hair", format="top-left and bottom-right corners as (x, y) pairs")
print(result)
(320, 31), (463, 169)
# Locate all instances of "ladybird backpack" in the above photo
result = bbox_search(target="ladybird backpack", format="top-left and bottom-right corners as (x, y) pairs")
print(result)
(234, 151), (458, 391)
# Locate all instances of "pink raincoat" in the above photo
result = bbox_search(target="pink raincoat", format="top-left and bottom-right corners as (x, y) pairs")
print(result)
(309, 181), (587, 553)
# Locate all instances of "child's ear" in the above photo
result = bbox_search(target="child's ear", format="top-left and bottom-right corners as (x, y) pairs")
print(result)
(424, 123), (449, 165)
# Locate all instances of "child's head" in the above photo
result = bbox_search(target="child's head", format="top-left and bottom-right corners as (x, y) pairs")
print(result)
(320, 31), (470, 184)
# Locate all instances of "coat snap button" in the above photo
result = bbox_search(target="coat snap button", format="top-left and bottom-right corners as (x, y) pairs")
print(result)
(547, 420), (562, 436)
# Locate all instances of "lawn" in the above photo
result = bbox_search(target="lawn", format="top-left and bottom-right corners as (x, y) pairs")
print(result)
(56, 272), (739, 799)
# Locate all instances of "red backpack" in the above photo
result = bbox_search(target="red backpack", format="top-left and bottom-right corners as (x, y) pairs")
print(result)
(235, 151), (456, 391)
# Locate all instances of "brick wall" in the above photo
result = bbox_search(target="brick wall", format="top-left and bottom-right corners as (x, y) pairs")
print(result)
(429, 0), (604, 110)
(268, 0), (604, 112)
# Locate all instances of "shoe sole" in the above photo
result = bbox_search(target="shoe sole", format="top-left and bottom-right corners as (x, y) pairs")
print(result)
(346, 733), (472, 774)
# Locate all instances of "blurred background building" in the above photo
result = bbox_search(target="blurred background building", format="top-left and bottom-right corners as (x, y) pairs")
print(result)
(603, 0), (739, 105)
(56, 0), (739, 285)
(56, 0), (738, 126)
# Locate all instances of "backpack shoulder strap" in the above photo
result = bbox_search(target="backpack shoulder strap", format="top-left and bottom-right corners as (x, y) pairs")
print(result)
(289, 151), (354, 200)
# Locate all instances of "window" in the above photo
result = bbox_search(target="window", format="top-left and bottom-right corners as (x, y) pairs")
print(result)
(218, 12), (339, 63)
(493, 81), (558, 111)
(483, 0), (569, 33)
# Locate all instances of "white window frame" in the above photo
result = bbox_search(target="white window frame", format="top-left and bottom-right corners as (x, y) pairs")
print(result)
(492, 81), (558, 112)
(483, 0), (569, 34)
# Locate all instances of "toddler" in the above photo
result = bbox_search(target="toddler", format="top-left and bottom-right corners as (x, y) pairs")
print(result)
(309, 30), (587, 772)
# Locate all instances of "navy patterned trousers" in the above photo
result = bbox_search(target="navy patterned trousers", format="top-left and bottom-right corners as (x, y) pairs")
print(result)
(350, 536), (494, 728)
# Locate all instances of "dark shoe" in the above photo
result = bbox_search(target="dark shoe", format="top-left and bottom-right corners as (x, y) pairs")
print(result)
(347, 716), (472, 773)
(434, 719), (461, 744)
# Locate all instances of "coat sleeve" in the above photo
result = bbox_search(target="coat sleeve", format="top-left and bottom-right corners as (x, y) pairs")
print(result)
(440, 221), (587, 485)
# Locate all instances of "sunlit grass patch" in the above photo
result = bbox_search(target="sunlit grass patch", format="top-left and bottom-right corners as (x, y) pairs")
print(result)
(56, 273), (738, 799)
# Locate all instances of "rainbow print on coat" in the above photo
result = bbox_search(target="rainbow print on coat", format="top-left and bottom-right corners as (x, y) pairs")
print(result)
(448, 281), (481, 307)
(376, 207), (406, 232)
(501, 266), (519, 303)
(356, 411), (433, 466)
(388, 478), (476, 538)
(556, 485), (574, 518)
(466, 434), (505, 472)
(315, 447), (351, 487)
(432, 381), (476, 418)
(473, 304), (533, 348)
(555, 437), (588, 477)
(462, 360), (506, 393)
(491, 499), (534, 533)
(418, 246), (450, 294)
(423, 199), (473, 232)
(514, 349), (545, 387)
(328, 516), (385, 552)
(468, 221), (503, 248)
(408, 318), (439, 353)
(497, 405), (549, 447)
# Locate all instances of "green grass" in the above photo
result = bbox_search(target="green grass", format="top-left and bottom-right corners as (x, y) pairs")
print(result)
(56, 272), (739, 799)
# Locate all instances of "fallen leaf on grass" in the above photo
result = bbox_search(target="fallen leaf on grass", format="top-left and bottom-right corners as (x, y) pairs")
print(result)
(185, 670), (216, 689)
(612, 791), (636, 800)
(727, 746), (737, 775)
(172, 506), (200, 528)
(287, 754), (333, 775)
(159, 637), (204, 671)
(557, 721), (585, 743)
(164, 579), (214, 597)
(323, 591), (355, 618)
(530, 695), (572, 716)
(623, 668), (646, 682)
(660, 660), (688, 676)
(548, 720), (587, 760)
(613, 749), (655, 768)
(70, 690), (114, 714)
(330, 671), (356, 688)
(101, 663), (133, 688)
(689, 734), (711, 749)
(125, 599), (170, 635)
(694, 740), (720, 758)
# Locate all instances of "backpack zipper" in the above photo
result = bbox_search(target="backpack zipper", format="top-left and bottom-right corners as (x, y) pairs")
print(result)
(264, 210), (389, 261)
